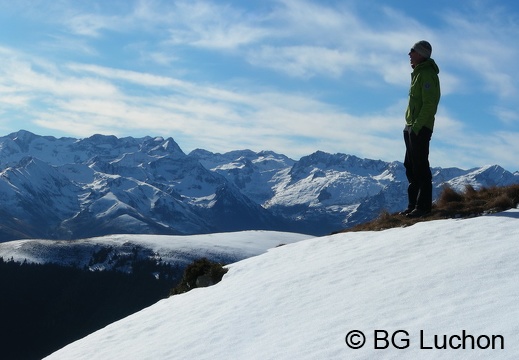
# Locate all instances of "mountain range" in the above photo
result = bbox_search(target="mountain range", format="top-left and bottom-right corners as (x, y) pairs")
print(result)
(0, 130), (517, 241)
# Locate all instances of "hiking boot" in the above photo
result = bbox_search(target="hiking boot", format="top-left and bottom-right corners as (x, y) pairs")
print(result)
(406, 208), (430, 219)
(399, 208), (414, 216)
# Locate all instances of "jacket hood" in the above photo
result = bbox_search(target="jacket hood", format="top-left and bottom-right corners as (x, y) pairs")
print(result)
(415, 58), (440, 74)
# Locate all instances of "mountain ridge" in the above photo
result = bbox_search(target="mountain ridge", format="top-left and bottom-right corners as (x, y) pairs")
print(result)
(0, 129), (517, 241)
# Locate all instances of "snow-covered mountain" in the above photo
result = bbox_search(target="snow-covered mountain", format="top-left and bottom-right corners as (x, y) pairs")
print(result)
(44, 209), (519, 360)
(0, 231), (311, 272)
(0, 131), (287, 241)
(0, 130), (517, 241)
(193, 149), (519, 234)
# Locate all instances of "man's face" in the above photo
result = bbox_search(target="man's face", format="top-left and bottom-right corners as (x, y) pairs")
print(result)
(409, 48), (425, 68)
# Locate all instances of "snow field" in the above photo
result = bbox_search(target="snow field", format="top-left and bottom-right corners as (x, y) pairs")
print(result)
(46, 210), (519, 359)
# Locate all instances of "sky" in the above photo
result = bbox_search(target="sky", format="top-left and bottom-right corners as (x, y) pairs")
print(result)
(0, 0), (518, 172)
(44, 209), (519, 359)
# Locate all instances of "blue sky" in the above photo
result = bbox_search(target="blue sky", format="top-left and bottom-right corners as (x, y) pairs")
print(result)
(0, 0), (518, 172)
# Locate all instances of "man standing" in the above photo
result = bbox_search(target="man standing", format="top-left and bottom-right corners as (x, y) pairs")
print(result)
(402, 40), (441, 218)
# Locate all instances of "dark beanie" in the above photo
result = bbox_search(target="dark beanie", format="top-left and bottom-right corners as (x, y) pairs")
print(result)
(412, 40), (432, 58)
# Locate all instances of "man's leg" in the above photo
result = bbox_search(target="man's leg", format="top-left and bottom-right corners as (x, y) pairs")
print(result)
(410, 128), (433, 212)
(403, 128), (418, 211)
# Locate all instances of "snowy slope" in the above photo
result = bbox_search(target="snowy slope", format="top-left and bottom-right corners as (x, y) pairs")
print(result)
(0, 231), (312, 271)
(45, 209), (519, 360)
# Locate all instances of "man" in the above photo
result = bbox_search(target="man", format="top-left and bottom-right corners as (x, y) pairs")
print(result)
(401, 40), (440, 218)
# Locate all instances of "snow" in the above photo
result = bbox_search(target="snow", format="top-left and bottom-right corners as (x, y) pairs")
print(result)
(0, 231), (311, 269)
(44, 209), (519, 359)
(1, 131), (517, 239)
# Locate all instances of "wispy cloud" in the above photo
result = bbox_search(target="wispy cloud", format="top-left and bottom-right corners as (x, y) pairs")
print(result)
(0, 45), (400, 157)
(493, 107), (519, 125)
(166, 1), (270, 49)
(0, 0), (518, 171)
(247, 46), (357, 78)
(440, 5), (519, 97)
(0, 43), (517, 169)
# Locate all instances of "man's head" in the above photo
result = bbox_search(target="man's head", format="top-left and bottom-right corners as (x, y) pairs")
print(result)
(409, 40), (432, 68)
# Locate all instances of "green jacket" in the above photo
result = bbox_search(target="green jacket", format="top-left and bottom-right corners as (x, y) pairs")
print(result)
(405, 58), (440, 134)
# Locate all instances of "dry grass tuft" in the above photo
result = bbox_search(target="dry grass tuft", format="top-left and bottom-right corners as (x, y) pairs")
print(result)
(337, 184), (519, 233)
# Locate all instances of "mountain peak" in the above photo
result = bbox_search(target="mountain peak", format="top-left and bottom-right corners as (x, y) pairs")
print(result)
(0, 131), (517, 241)
(9, 129), (39, 141)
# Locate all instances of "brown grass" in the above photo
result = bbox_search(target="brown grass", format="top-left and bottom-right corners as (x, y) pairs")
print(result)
(337, 184), (519, 233)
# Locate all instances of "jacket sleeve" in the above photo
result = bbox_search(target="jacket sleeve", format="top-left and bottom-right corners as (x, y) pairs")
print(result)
(412, 72), (440, 134)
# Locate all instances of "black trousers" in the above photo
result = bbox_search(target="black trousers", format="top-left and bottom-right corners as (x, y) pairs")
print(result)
(403, 126), (432, 212)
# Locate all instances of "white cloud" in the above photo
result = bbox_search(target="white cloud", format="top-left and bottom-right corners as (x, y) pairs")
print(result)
(247, 46), (358, 79)
(0, 0), (518, 171)
(1, 44), (514, 169)
(161, 0), (270, 50)
(493, 107), (519, 125)
(65, 14), (109, 37)
(440, 7), (519, 99)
